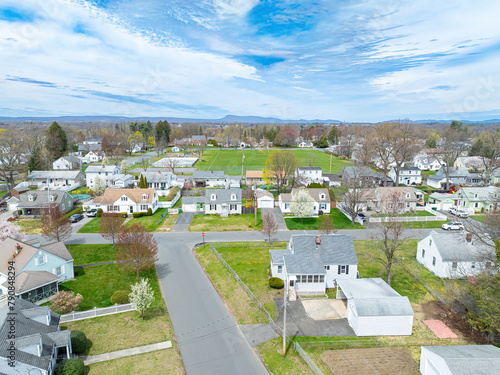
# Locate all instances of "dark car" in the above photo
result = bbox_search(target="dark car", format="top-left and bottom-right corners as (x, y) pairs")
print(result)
(86, 209), (97, 218)
(357, 212), (367, 221)
(69, 214), (84, 223)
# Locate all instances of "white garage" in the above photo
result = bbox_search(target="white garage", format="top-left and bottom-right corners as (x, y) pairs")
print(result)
(337, 278), (414, 336)
(256, 190), (274, 208)
(420, 345), (500, 375)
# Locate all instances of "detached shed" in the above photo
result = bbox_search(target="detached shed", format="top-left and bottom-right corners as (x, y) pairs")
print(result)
(337, 278), (414, 336)
(256, 190), (274, 208)
(420, 345), (500, 375)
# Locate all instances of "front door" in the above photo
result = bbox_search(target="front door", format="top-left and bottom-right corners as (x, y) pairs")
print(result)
(129, 206), (133, 213)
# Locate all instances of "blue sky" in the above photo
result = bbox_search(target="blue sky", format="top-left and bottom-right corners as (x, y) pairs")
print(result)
(1, 0), (499, 121)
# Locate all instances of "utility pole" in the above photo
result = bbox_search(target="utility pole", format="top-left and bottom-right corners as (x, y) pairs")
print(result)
(282, 280), (287, 356)
(254, 183), (257, 226)
(241, 154), (245, 178)
(330, 153), (332, 174)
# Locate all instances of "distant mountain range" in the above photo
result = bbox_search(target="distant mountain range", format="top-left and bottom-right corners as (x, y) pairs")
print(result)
(0, 114), (499, 124)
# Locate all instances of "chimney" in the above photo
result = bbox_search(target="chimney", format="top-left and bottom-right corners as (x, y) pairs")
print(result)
(315, 235), (321, 245)
(466, 232), (472, 244)
(15, 243), (22, 254)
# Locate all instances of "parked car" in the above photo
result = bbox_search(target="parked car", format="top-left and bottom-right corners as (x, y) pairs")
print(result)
(448, 207), (457, 215)
(69, 214), (84, 223)
(86, 209), (97, 217)
(357, 212), (367, 222)
(442, 222), (465, 231)
(456, 209), (469, 218)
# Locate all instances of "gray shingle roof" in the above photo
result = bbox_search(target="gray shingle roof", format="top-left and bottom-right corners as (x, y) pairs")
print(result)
(297, 167), (322, 171)
(193, 171), (225, 179)
(141, 171), (174, 183)
(424, 231), (495, 262)
(0, 298), (66, 372)
(284, 252), (326, 274)
(85, 165), (119, 173)
(27, 170), (84, 180)
(182, 196), (205, 205)
(354, 297), (413, 317)
(290, 235), (358, 265)
(204, 189), (242, 204)
(422, 345), (500, 375)
(429, 167), (469, 181)
(1, 271), (60, 293)
(269, 249), (292, 265)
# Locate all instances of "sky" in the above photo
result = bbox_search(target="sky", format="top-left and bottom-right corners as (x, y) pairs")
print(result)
(1, 0), (499, 122)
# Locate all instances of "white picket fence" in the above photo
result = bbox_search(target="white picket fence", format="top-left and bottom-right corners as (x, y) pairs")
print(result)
(158, 190), (181, 208)
(369, 206), (446, 223)
(60, 303), (137, 323)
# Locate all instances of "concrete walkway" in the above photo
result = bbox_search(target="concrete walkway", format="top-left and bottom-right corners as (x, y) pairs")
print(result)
(81, 340), (172, 365)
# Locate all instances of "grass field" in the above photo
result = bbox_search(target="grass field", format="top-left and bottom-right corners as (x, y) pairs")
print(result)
(189, 211), (263, 231)
(68, 244), (116, 266)
(17, 219), (42, 234)
(405, 221), (448, 229)
(284, 208), (365, 230)
(77, 217), (106, 233)
(196, 149), (351, 175)
(125, 208), (168, 231)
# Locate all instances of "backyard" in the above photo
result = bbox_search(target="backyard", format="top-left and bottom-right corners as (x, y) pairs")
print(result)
(16, 219), (42, 234)
(284, 208), (365, 230)
(77, 208), (168, 233)
(195, 149), (351, 175)
(189, 211), (263, 231)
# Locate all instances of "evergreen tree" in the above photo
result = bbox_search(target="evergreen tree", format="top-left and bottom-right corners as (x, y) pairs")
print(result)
(144, 176), (148, 188)
(317, 135), (328, 148)
(155, 120), (171, 143)
(46, 121), (68, 162)
(327, 125), (338, 145)
(28, 145), (42, 172)
(139, 175), (145, 188)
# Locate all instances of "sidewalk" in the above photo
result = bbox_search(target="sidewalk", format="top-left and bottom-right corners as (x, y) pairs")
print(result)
(81, 340), (172, 365)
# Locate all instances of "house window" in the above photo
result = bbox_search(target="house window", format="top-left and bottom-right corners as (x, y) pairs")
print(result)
(319, 275), (325, 283)
(140, 205), (148, 210)
(277, 265), (282, 273)
(325, 265), (330, 270)
(406, 202), (410, 208)
(62, 204), (65, 210)
(210, 204), (216, 210)
(474, 202), (479, 208)
(231, 194), (236, 200)
(55, 267), (62, 276)
(320, 194), (325, 200)
(406, 193), (410, 198)
(121, 196), (128, 201)
(452, 262), (458, 271)
(471, 262), (475, 269)
(142, 194), (148, 200)
(432, 257), (436, 266)
(211, 194), (216, 200)
(230, 204), (237, 210)
(313, 275), (319, 282)
(320, 203), (327, 210)
(38, 254), (45, 265)
(338, 265), (347, 274)
(422, 249), (425, 258)
(429, 239), (432, 246)
(307, 275), (313, 283)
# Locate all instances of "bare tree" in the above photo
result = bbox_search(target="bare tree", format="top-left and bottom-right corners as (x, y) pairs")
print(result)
(341, 170), (370, 224)
(372, 193), (409, 285)
(428, 123), (470, 191)
(264, 150), (298, 193)
(365, 123), (396, 187)
(319, 215), (335, 234)
(471, 129), (500, 185)
(166, 158), (179, 174)
(116, 223), (159, 279)
(41, 203), (72, 243)
(100, 213), (124, 246)
(391, 122), (421, 185)
(0, 221), (27, 242)
(261, 212), (279, 243)
(0, 129), (26, 192)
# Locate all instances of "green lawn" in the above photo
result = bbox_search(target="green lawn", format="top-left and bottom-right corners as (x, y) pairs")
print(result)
(372, 210), (434, 217)
(414, 185), (437, 194)
(405, 221), (448, 229)
(0, 190), (7, 198)
(470, 214), (485, 222)
(189, 211), (263, 231)
(259, 339), (314, 375)
(421, 170), (438, 175)
(354, 239), (442, 304)
(284, 208), (365, 230)
(125, 208), (168, 231)
(17, 219), (42, 234)
(77, 217), (104, 233)
(195, 149), (352, 175)
(68, 244), (117, 266)
(60, 264), (162, 310)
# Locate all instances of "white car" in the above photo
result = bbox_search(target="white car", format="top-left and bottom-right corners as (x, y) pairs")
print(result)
(456, 209), (469, 218)
(448, 207), (457, 215)
(442, 222), (465, 231)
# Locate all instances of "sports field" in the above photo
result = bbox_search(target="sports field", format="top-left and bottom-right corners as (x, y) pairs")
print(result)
(195, 149), (351, 175)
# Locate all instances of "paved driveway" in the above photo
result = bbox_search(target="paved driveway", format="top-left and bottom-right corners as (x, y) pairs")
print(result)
(261, 207), (288, 231)
(170, 212), (195, 232)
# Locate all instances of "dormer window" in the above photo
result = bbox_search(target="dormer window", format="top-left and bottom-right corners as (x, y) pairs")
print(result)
(211, 194), (216, 201)
(28, 195), (34, 201)
(142, 194), (148, 200)
(231, 194), (236, 201)
(406, 193), (410, 198)
(474, 193), (478, 198)
(320, 194), (325, 200)
(121, 196), (128, 201)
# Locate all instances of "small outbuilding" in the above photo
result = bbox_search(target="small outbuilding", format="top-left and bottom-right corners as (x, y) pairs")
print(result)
(420, 345), (500, 375)
(336, 278), (414, 336)
(256, 190), (274, 208)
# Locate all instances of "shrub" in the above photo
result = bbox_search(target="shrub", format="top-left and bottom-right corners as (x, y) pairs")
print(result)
(147, 208), (152, 216)
(269, 277), (284, 289)
(133, 212), (143, 218)
(7, 217), (15, 222)
(55, 358), (85, 375)
(96, 208), (103, 218)
(318, 210), (324, 216)
(70, 331), (87, 354)
(110, 290), (130, 305)
(121, 212), (128, 218)
(51, 291), (83, 313)
(64, 207), (83, 219)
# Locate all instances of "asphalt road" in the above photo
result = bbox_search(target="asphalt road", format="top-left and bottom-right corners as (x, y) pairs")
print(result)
(64, 228), (435, 374)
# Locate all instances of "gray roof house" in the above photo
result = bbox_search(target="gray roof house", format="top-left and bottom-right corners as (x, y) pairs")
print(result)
(52, 155), (82, 170)
(427, 167), (470, 189)
(141, 171), (176, 190)
(16, 190), (74, 216)
(192, 170), (226, 187)
(342, 166), (394, 187)
(0, 297), (73, 375)
(182, 189), (242, 216)
(0, 237), (74, 303)
(336, 278), (414, 336)
(270, 234), (358, 300)
(27, 170), (85, 189)
(420, 345), (500, 375)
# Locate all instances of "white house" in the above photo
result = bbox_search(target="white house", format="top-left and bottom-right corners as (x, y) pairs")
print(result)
(413, 155), (442, 171)
(192, 171), (226, 188)
(140, 171), (177, 192)
(420, 345), (500, 375)
(52, 155), (82, 170)
(270, 234), (358, 300)
(295, 167), (323, 185)
(93, 188), (158, 214)
(84, 150), (105, 163)
(416, 231), (495, 278)
(171, 146), (182, 152)
(279, 188), (331, 215)
(0, 238), (74, 304)
(109, 174), (135, 188)
(256, 190), (274, 208)
(389, 166), (422, 186)
(336, 278), (414, 336)
(85, 165), (120, 189)
(27, 170), (86, 189)
(182, 189), (242, 217)
(298, 141), (313, 148)
(323, 173), (341, 187)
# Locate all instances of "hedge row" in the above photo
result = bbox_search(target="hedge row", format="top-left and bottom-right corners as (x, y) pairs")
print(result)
(64, 206), (83, 219)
